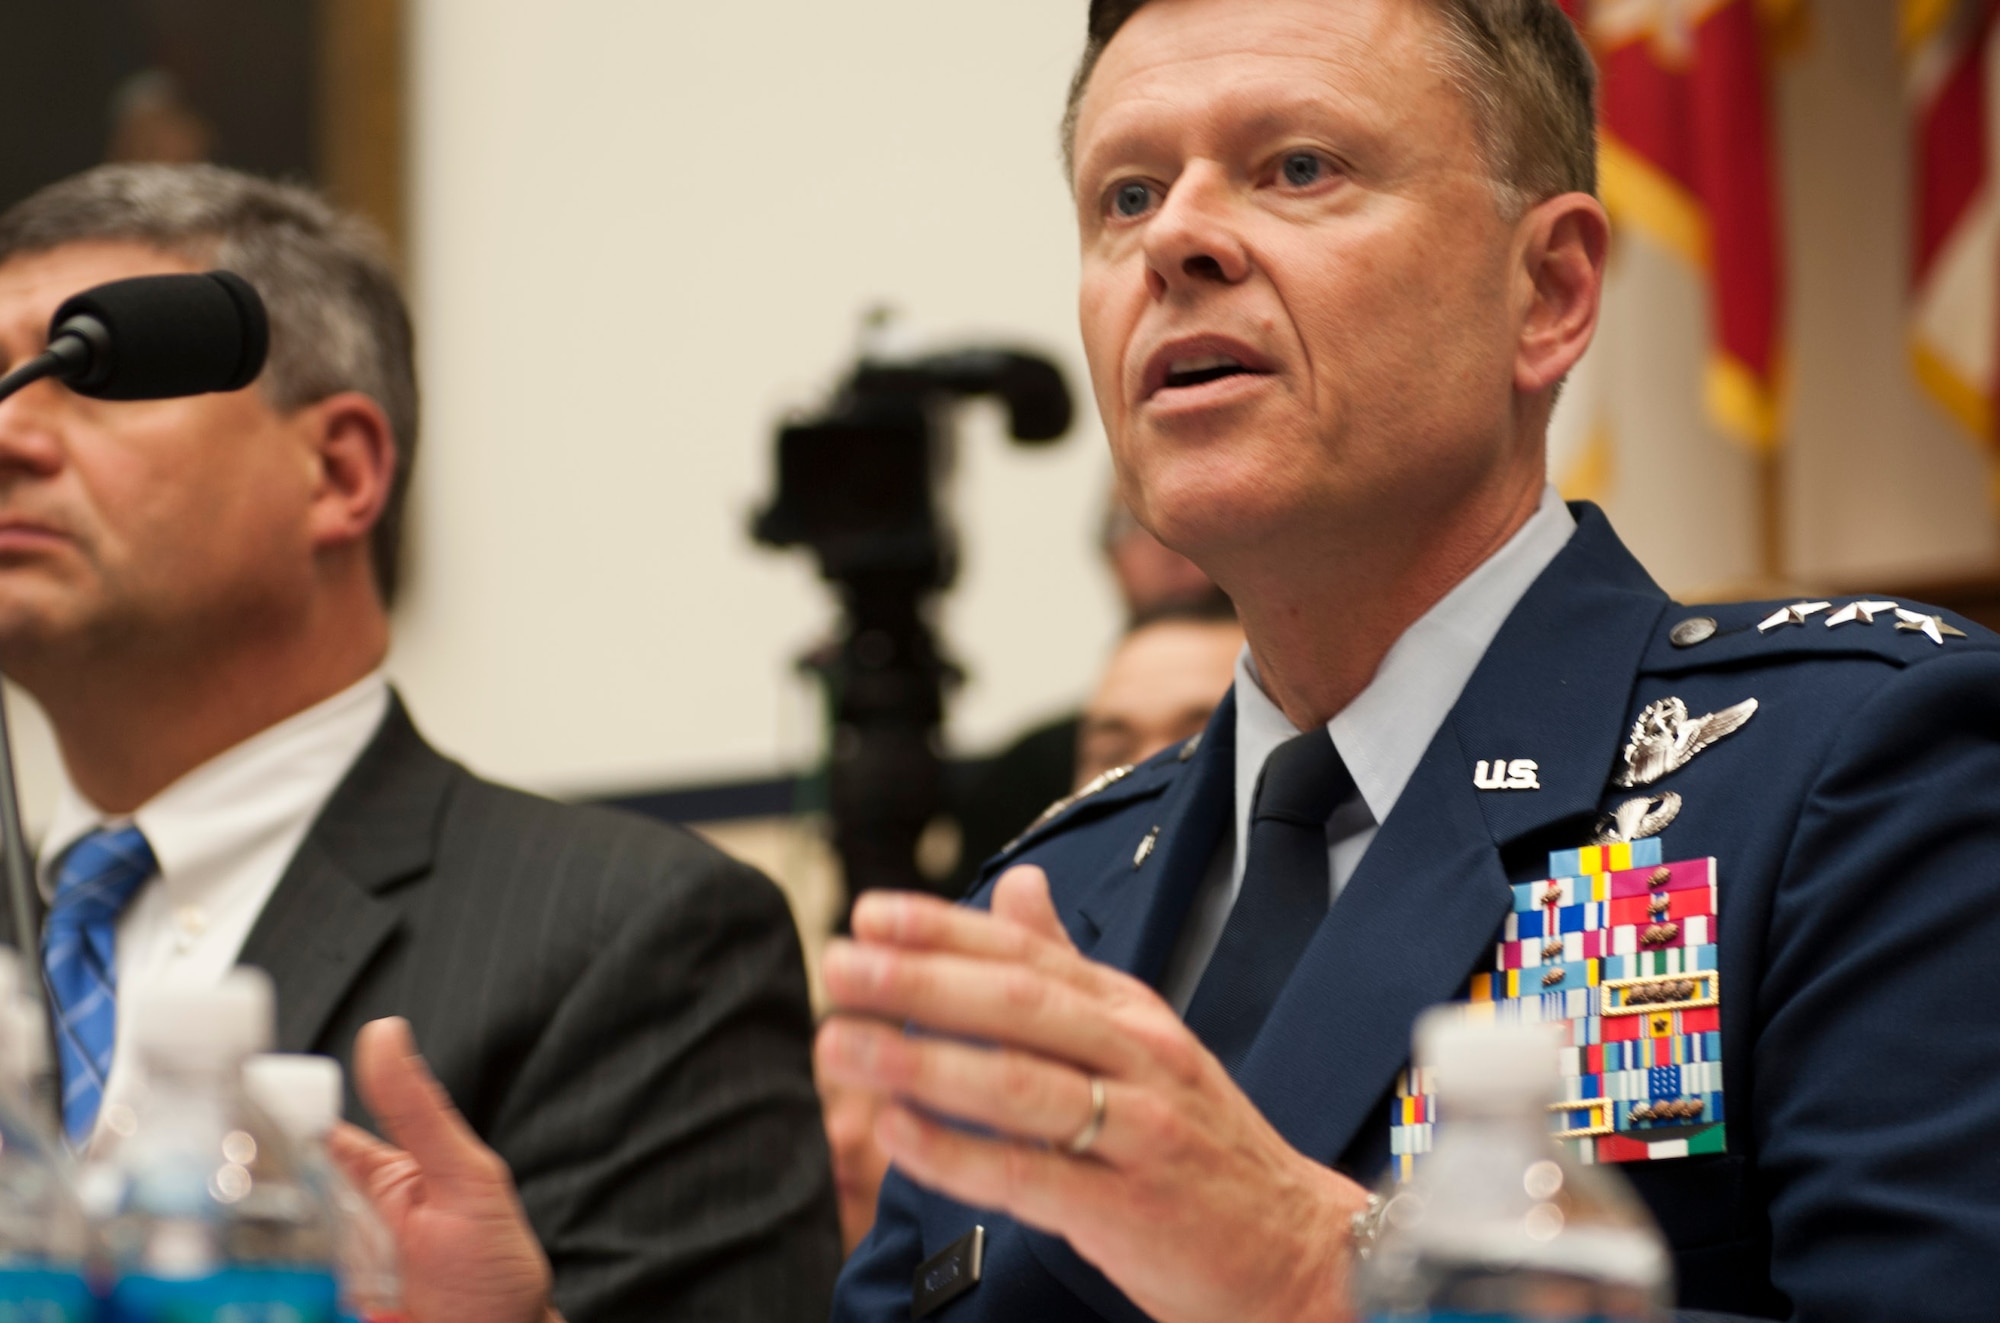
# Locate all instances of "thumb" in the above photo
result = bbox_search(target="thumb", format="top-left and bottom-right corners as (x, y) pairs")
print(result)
(351, 1017), (508, 1200)
(990, 865), (1074, 950)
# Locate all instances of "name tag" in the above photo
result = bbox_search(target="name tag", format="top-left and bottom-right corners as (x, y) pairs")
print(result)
(1389, 838), (1728, 1173)
(912, 1225), (985, 1318)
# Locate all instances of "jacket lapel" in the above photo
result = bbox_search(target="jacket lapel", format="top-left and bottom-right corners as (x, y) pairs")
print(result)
(1237, 505), (1669, 1165)
(1076, 694), (1235, 983)
(237, 693), (452, 1053)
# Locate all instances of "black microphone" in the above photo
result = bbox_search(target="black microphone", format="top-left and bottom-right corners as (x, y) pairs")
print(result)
(0, 270), (269, 406)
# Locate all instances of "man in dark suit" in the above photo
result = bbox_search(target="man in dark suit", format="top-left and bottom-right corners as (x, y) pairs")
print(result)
(0, 162), (840, 1321)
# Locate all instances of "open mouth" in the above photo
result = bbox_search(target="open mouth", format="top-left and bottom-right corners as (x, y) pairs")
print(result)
(1144, 340), (1274, 400)
(1163, 354), (1257, 389)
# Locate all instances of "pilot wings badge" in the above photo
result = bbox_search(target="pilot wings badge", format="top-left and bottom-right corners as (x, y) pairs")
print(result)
(1613, 697), (1759, 788)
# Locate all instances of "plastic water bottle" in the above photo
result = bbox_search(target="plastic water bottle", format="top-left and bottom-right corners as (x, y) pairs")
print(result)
(0, 951), (95, 1318)
(83, 969), (339, 1322)
(1353, 1008), (1672, 1322)
(244, 1054), (404, 1323)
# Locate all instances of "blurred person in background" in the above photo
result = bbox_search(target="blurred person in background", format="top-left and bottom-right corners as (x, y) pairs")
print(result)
(950, 488), (1230, 889)
(0, 162), (839, 1322)
(1073, 598), (1241, 788)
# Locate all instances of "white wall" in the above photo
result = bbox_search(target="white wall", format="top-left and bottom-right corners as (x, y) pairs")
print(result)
(391, 1), (1122, 796)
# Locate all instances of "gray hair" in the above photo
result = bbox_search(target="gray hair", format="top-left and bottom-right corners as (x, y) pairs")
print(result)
(0, 163), (419, 605)
(1061, 0), (1598, 214)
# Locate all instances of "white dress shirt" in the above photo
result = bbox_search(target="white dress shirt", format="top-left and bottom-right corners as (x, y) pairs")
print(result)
(37, 670), (390, 1125)
(1160, 487), (1577, 1011)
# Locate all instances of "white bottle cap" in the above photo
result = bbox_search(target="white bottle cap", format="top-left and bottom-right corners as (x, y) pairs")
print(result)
(1415, 1005), (1562, 1106)
(243, 1053), (343, 1140)
(129, 968), (275, 1067)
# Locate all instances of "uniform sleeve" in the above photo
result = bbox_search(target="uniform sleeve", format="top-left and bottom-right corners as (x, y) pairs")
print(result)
(486, 845), (843, 1323)
(1754, 649), (2000, 1322)
(832, 1166), (930, 1321)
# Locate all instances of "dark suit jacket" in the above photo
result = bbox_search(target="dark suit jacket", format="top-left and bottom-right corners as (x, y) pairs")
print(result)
(179, 697), (837, 1321)
(836, 505), (2000, 1322)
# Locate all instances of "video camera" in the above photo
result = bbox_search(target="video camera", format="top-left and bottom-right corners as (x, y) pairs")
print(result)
(754, 341), (1072, 913)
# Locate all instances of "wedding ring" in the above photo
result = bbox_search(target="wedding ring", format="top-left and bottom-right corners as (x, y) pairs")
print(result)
(1064, 1076), (1107, 1156)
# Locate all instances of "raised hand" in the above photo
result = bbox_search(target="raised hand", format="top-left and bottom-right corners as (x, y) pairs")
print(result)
(328, 1017), (559, 1323)
(816, 865), (1370, 1323)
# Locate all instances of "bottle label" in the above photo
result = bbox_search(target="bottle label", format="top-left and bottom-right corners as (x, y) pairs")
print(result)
(0, 1267), (95, 1320)
(108, 1268), (338, 1322)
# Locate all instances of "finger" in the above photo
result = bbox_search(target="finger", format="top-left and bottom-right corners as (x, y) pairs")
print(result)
(845, 893), (1131, 1003)
(821, 943), (1154, 1078)
(874, 1100), (1113, 1241)
(351, 1017), (509, 1200)
(990, 866), (1077, 951)
(852, 883), (1092, 980)
(819, 1017), (1134, 1157)
(326, 1122), (420, 1220)
(326, 1120), (405, 1183)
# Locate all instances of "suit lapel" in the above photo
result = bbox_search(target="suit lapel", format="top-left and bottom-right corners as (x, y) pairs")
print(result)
(237, 693), (454, 1053)
(1237, 505), (1670, 1165)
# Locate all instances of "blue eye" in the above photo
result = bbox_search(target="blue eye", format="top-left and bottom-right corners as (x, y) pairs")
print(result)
(1281, 152), (1324, 187)
(1112, 182), (1153, 217)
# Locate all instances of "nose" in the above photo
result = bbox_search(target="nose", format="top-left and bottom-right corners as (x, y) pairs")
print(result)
(1142, 163), (1252, 299)
(0, 379), (70, 480)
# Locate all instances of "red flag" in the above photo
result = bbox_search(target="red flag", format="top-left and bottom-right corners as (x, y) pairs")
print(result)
(1565, 1), (1790, 450)
(1906, 0), (2000, 462)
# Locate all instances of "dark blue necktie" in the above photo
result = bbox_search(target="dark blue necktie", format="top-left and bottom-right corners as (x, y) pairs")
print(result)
(1183, 728), (1354, 1072)
(42, 825), (156, 1145)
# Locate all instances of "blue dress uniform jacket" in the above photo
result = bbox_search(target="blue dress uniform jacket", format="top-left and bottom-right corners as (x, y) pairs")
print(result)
(833, 505), (2000, 1323)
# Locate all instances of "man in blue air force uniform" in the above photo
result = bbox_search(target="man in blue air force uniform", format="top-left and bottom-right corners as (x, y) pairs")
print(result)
(815, 1), (2000, 1321)
(329, 0), (2000, 1318)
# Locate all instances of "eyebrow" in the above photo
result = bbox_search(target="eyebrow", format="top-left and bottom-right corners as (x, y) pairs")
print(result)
(1075, 85), (1381, 185)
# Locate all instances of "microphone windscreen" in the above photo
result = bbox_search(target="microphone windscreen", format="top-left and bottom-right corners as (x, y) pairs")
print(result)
(49, 271), (269, 401)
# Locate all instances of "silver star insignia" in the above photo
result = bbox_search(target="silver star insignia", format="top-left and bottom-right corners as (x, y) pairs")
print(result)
(1824, 600), (1898, 628)
(1591, 792), (1683, 845)
(1614, 696), (1760, 788)
(1892, 607), (1967, 646)
(1757, 601), (1832, 632)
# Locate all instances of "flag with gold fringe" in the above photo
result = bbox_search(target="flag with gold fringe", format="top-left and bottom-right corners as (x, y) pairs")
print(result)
(1559, 0), (1792, 451)
(1906, 0), (2000, 470)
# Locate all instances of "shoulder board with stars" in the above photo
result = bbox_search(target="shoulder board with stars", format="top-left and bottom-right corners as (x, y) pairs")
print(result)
(1642, 597), (1998, 671)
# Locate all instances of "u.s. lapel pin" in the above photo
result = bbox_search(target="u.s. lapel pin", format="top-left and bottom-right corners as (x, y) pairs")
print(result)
(1473, 758), (1541, 791)
(1133, 825), (1160, 869)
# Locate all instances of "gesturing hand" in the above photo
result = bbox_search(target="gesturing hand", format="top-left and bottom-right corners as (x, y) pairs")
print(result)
(328, 1017), (560, 1323)
(815, 865), (1370, 1323)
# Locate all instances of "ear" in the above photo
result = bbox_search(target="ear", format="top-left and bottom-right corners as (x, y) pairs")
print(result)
(1514, 192), (1610, 395)
(301, 390), (398, 553)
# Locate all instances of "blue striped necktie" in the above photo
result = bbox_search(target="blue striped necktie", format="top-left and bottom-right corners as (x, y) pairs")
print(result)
(42, 825), (156, 1145)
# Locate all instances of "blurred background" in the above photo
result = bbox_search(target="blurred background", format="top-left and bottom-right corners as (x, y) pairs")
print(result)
(1, 1), (1997, 972)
